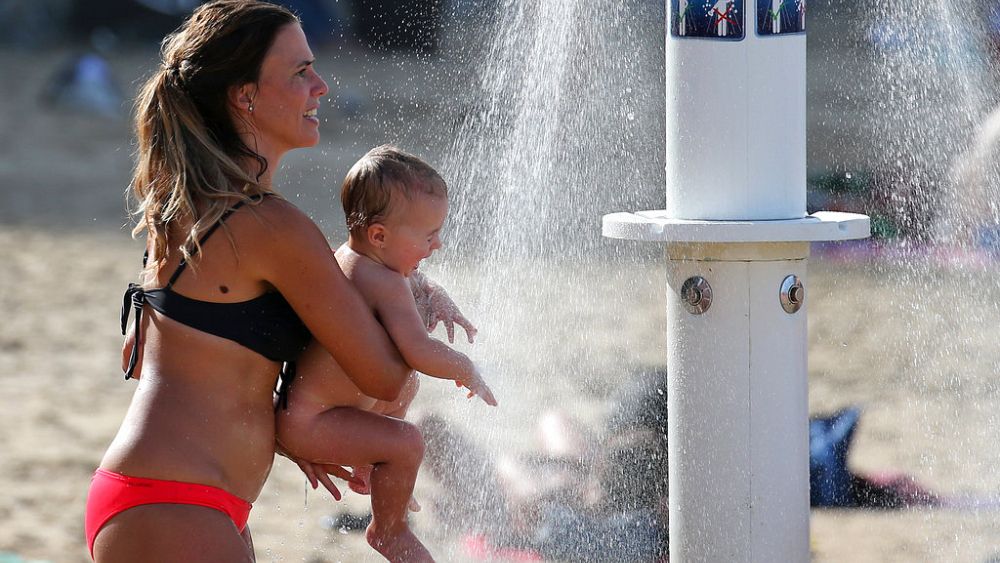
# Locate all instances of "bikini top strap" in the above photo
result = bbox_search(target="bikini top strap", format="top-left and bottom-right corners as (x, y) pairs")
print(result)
(166, 199), (249, 288)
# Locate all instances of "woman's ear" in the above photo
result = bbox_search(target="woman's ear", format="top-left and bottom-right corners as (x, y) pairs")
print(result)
(367, 223), (387, 249)
(229, 83), (257, 114)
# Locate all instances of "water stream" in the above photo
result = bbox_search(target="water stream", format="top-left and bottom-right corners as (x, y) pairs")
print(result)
(305, 0), (1000, 559)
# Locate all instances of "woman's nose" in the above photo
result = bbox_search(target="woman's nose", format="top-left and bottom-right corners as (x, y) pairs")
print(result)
(313, 72), (329, 98)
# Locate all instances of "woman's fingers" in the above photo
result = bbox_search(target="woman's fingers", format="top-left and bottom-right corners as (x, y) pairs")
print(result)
(294, 461), (371, 501)
(314, 470), (343, 501)
(323, 463), (360, 484)
(295, 459), (319, 490)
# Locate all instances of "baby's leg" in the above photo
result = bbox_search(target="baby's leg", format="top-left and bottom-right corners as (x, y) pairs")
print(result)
(279, 407), (432, 562)
(351, 374), (421, 498)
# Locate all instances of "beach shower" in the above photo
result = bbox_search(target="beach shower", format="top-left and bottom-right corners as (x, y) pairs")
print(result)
(604, 1), (869, 560)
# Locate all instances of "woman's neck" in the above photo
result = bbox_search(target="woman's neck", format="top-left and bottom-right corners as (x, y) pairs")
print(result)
(237, 128), (283, 187)
(239, 154), (279, 189)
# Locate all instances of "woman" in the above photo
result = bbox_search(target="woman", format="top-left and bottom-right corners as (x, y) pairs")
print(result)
(86, 2), (413, 560)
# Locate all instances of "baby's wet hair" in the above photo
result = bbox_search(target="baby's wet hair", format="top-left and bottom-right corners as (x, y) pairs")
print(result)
(341, 144), (447, 236)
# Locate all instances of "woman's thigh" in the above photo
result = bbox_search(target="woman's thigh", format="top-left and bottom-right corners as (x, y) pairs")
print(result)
(93, 503), (254, 562)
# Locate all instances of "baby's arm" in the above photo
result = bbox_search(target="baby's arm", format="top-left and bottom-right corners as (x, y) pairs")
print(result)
(370, 272), (497, 406)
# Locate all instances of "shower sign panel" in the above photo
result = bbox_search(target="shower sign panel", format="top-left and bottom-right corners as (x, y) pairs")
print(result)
(756, 0), (805, 35)
(671, 0), (745, 40)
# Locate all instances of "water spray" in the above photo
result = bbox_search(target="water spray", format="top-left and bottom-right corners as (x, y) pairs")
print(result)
(603, 2), (869, 560)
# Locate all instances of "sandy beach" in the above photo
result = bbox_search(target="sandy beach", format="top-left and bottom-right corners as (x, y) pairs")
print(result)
(5, 18), (1000, 563)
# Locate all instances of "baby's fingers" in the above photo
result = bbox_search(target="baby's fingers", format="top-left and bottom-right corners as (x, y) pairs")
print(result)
(469, 382), (498, 407)
(479, 386), (498, 407)
(446, 319), (455, 344)
(455, 314), (477, 344)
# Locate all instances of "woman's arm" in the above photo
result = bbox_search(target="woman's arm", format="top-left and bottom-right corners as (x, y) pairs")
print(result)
(372, 372), (420, 418)
(251, 199), (410, 401)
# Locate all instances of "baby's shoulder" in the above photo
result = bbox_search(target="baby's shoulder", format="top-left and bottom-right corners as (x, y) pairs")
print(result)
(357, 262), (410, 299)
(336, 246), (409, 302)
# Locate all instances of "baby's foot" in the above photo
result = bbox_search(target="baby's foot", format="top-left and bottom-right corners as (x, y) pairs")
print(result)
(366, 521), (434, 563)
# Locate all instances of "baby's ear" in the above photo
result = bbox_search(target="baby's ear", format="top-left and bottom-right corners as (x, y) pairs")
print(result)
(367, 223), (387, 248)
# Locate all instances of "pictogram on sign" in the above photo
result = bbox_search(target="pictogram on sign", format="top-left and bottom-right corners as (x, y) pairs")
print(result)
(671, 0), (745, 40)
(756, 0), (805, 36)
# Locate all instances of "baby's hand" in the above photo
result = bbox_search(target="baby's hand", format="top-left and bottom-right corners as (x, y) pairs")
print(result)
(410, 271), (477, 344)
(426, 295), (477, 344)
(459, 368), (498, 407)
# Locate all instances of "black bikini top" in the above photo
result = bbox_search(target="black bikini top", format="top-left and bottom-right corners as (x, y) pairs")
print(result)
(120, 200), (312, 388)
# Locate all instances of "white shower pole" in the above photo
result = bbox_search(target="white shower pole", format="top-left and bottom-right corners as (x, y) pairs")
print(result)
(604, 3), (868, 562)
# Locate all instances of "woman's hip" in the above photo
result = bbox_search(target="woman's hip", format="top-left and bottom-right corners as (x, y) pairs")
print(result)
(85, 468), (253, 560)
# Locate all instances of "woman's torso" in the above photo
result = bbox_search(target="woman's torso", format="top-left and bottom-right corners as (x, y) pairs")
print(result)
(101, 202), (298, 502)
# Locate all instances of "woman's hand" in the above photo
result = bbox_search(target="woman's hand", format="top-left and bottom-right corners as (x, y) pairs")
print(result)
(277, 441), (359, 501)
(295, 459), (356, 501)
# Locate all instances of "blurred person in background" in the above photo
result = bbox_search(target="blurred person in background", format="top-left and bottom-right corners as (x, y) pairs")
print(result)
(417, 372), (670, 562)
(937, 104), (1000, 252)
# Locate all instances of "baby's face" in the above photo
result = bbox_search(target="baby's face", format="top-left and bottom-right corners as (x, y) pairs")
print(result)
(379, 191), (448, 276)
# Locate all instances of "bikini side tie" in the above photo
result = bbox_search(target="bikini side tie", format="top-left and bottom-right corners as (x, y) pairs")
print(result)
(275, 361), (296, 411)
(121, 283), (145, 380)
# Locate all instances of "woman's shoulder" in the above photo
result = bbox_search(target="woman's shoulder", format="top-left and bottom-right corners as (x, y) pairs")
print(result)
(229, 195), (331, 272)
(245, 194), (308, 223)
(233, 195), (322, 241)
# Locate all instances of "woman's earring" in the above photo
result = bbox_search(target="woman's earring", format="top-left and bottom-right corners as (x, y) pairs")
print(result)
(248, 103), (255, 114)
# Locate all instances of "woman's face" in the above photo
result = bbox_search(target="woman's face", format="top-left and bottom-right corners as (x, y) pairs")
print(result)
(248, 23), (328, 161)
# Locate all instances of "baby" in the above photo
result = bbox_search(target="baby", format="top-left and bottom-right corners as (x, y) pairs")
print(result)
(276, 145), (496, 562)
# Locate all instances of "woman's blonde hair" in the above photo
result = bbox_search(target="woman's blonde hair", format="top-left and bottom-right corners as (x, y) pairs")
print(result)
(341, 144), (447, 237)
(130, 0), (298, 269)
